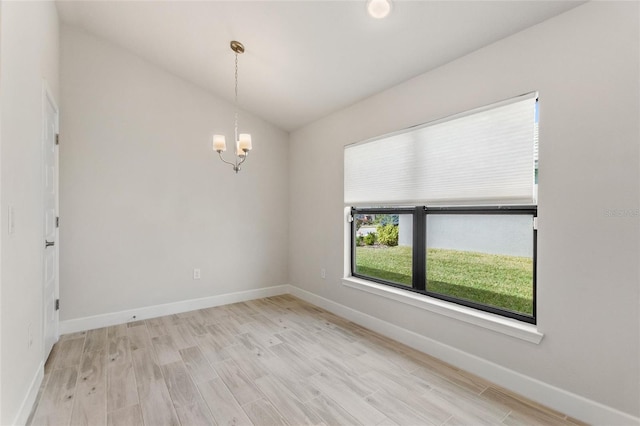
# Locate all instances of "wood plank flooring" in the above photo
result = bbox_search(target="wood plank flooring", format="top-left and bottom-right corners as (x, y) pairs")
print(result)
(28, 295), (585, 426)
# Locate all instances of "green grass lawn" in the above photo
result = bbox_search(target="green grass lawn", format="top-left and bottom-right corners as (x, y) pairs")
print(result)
(355, 245), (533, 315)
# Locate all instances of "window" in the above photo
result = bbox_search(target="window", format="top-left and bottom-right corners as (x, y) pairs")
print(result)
(353, 210), (415, 287)
(351, 206), (536, 322)
(345, 93), (538, 323)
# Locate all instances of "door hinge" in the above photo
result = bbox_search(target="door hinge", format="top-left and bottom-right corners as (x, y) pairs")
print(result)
(533, 217), (538, 230)
(347, 214), (354, 223)
(55, 299), (60, 311)
(55, 134), (59, 145)
(56, 216), (59, 228)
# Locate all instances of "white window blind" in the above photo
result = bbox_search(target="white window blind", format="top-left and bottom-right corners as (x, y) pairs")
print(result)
(344, 93), (537, 206)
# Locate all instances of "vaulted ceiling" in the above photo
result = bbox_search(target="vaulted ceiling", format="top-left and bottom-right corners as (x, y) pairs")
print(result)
(56, 1), (583, 131)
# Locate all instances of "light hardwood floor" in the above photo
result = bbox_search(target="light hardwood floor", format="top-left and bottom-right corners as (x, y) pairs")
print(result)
(28, 295), (585, 426)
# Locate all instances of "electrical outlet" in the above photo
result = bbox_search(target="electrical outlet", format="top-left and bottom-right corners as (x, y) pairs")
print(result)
(320, 268), (326, 279)
(193, 268), (201, 280)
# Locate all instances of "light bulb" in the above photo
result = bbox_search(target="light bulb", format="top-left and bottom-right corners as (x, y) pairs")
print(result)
(213, 135), (226, 152)
(238, 133), (252, 152)
(367, 0), (391, 19)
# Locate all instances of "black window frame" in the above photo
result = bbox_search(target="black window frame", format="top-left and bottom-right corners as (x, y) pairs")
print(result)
(351, 205), (537, 324)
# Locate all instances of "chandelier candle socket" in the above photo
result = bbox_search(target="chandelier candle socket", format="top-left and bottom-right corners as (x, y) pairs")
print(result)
(212, 40), (253, 173)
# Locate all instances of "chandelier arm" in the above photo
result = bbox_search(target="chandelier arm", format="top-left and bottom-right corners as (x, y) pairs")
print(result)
(236, 153), (248, 169)
(218, 151), (240, 171)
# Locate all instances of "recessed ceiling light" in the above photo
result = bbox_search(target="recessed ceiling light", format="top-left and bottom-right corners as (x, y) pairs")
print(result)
(367, 0), (392, 19)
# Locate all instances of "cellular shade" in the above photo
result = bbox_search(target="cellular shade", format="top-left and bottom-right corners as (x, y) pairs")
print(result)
(345, 93), (537, 206)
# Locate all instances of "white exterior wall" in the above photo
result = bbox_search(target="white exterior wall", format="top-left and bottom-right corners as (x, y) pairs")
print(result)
(398, 214), (412, 247)
(398, 214), (533, 257)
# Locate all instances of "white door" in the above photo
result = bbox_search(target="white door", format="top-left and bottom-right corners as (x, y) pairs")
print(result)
(43, 86), (59, 358)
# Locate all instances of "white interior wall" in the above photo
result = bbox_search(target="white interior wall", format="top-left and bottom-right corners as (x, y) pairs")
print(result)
(59, 26), (289, 322)
(0, 1), (59, 424)
(289, 1), (639, 419)
(0, 2), (3, 422)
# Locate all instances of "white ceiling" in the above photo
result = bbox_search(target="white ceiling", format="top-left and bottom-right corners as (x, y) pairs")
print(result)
(56, 1), (583, 131)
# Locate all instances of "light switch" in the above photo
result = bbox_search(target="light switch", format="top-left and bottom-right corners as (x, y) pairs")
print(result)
(8, 205), (15, 235)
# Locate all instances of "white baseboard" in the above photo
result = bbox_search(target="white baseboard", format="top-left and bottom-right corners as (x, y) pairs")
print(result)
(59, 284), (289, 335)
(55, 283), (639, 425)
(13, 361), (44, 426)
(288, 285), (640, 426)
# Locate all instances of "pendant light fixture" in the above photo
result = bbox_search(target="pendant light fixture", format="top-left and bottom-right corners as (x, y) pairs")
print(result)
(212, 40), (252, 173)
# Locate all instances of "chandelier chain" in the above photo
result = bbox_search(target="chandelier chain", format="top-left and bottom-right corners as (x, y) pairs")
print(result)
(234, 52), (239, 151)
(234, 52), (239, 103)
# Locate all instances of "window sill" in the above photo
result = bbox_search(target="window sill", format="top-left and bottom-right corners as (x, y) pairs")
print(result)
(342, 276), (544, 344)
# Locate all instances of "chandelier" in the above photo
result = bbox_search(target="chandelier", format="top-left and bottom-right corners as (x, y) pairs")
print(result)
(212, 40), (252, 173)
